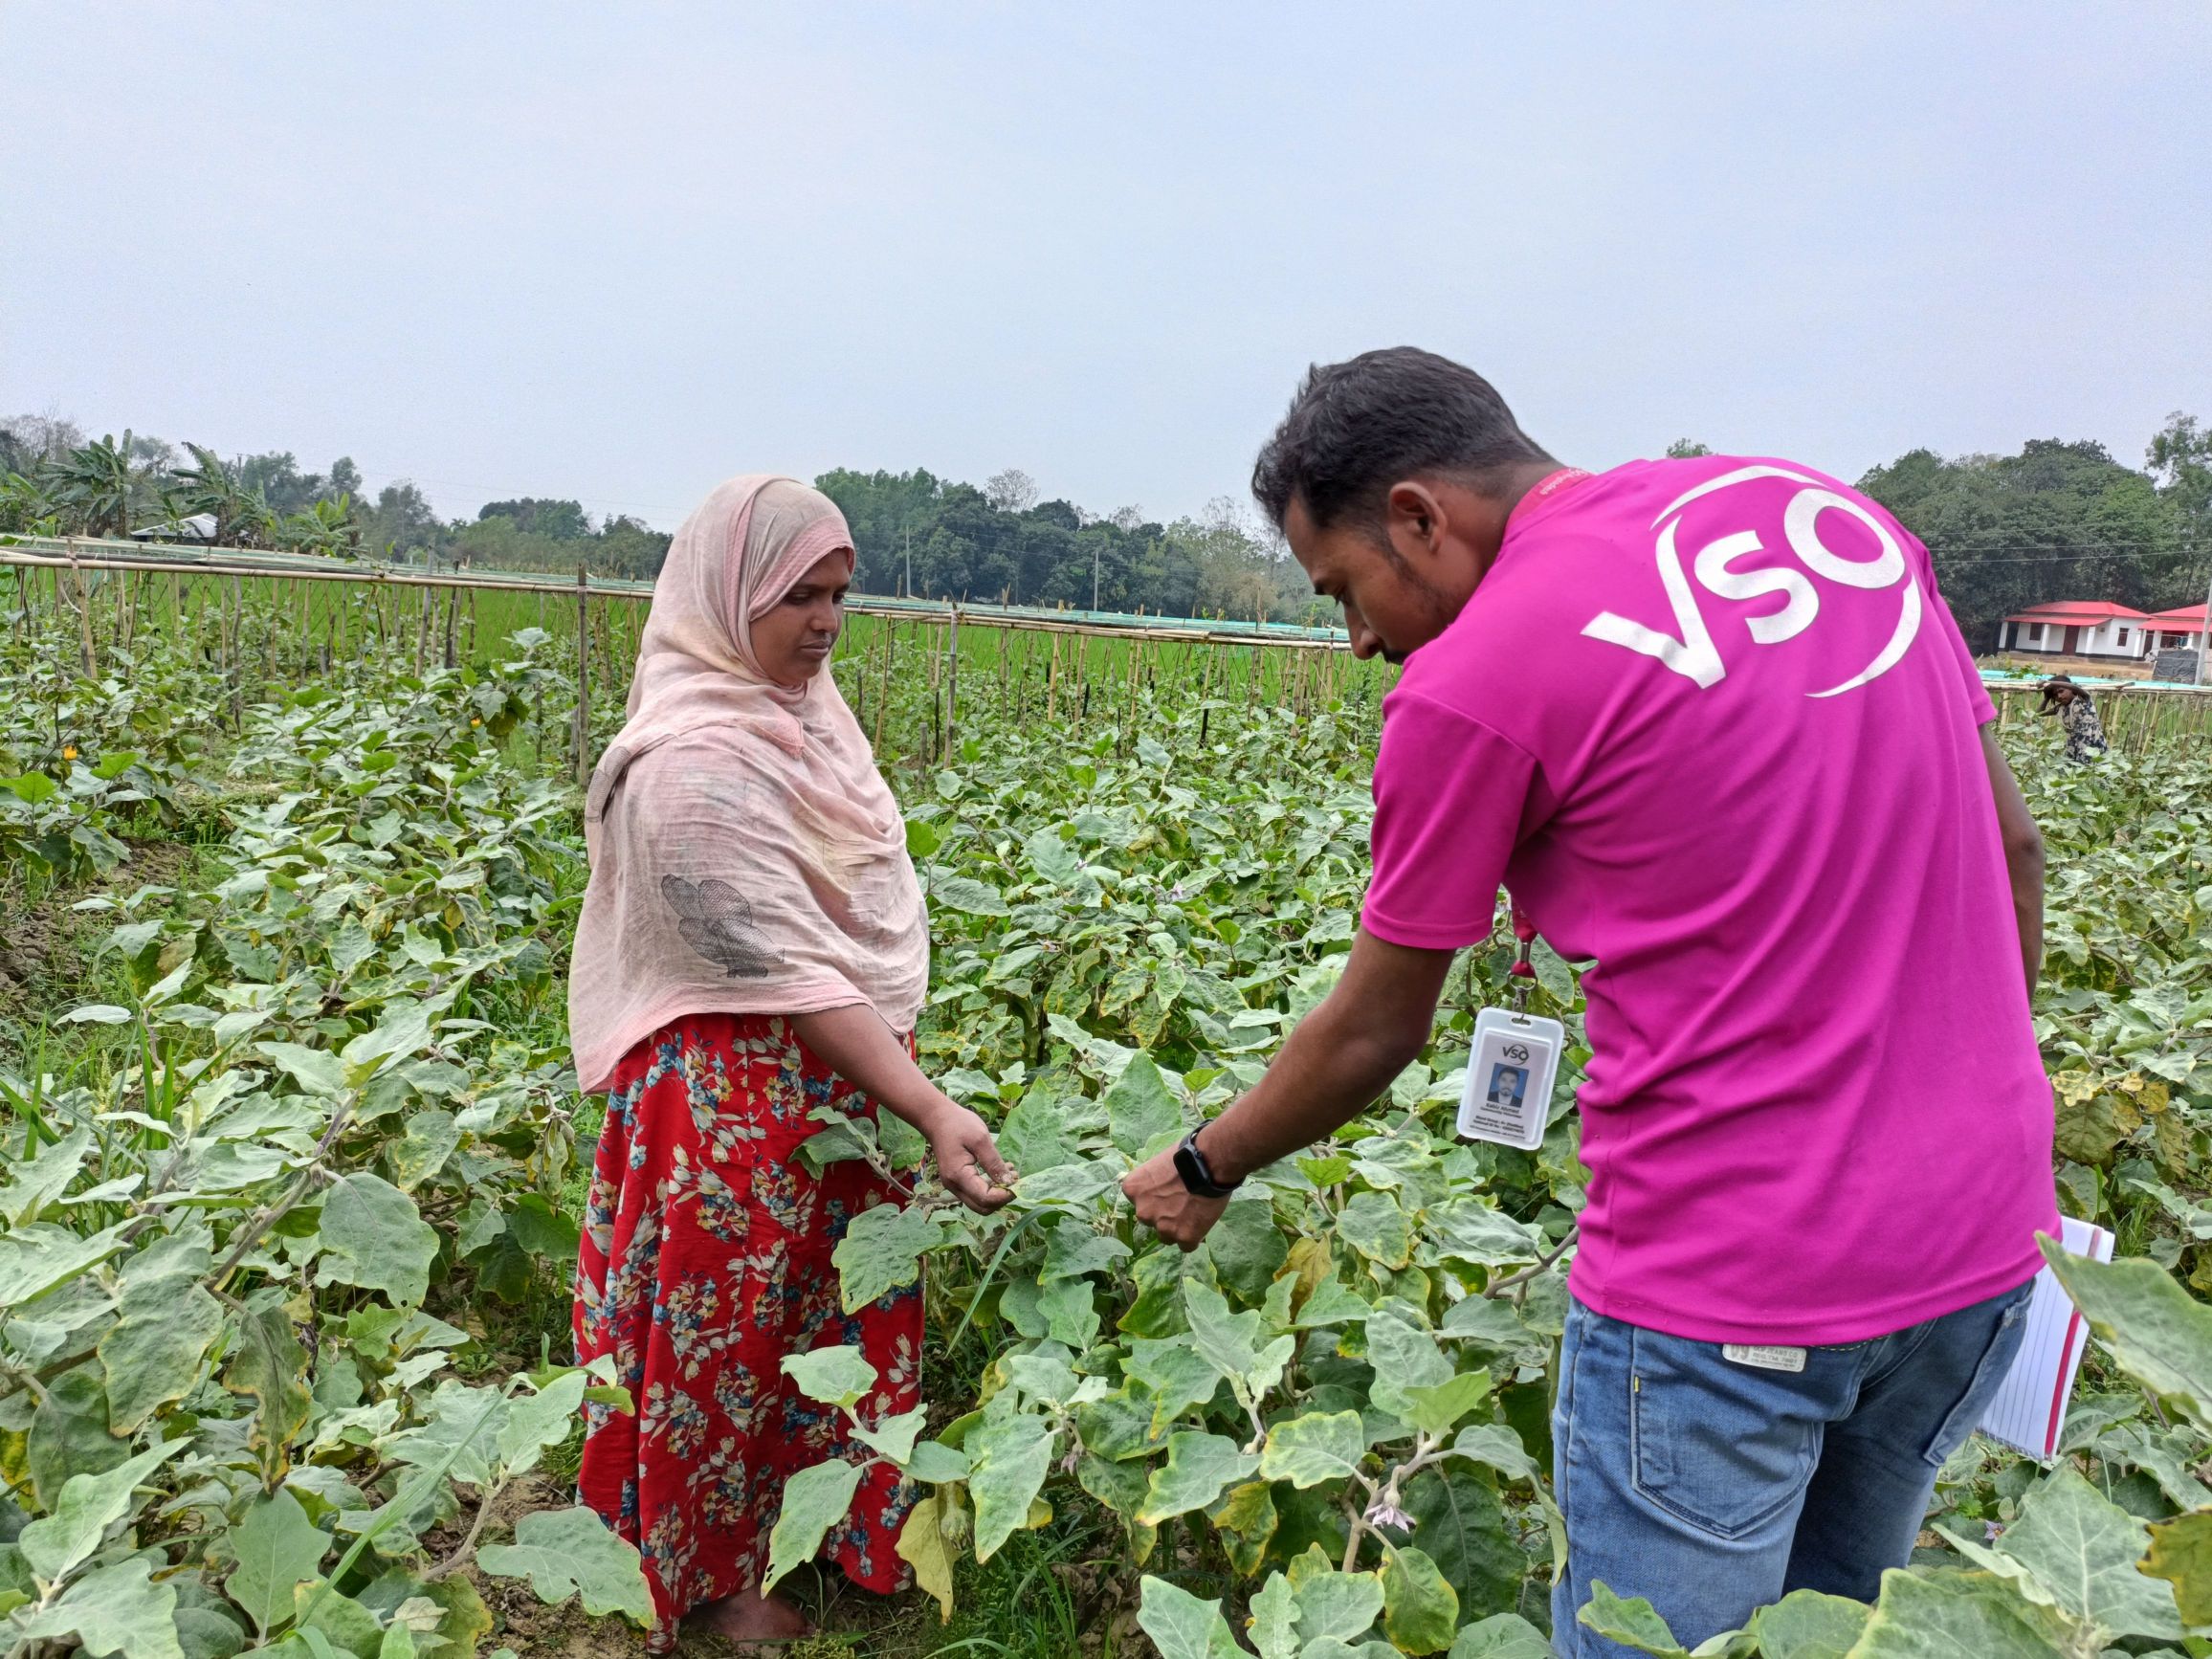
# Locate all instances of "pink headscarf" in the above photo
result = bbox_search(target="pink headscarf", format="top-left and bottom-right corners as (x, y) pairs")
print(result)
(567, 476), (927, 1094)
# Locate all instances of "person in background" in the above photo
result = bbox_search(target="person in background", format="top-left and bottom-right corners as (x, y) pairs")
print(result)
(566, 476), (1010, 1649)
(2040, 674), (2108, 762)
(1123, 349), (2056, 1656)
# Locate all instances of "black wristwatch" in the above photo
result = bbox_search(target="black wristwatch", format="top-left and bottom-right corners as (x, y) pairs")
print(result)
(1173, 1128), (1241, 1198)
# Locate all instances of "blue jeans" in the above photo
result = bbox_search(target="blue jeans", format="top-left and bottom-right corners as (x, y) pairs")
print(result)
(1549, 1280), (2035, 1656)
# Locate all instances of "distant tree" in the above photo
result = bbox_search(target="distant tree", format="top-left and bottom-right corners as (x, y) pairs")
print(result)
(330, 456), (364, 498)
(47, 431), (148, 538)
(359, 480), (445, 561)
(476, 498), (592, 539)
(2148, 412), (2212, 553)
(1860, 438), (2188, 650)
(985, 468), (1038, 513)
(277, 497), (364, 558)
(1666, 439), (1714, 458)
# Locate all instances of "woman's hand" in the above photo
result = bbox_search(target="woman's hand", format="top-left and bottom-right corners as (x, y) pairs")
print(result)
(924, 1102), (1014, 1212)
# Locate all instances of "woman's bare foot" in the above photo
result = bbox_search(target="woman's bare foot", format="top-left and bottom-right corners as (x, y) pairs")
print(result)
(685, 1588), (814, 1646)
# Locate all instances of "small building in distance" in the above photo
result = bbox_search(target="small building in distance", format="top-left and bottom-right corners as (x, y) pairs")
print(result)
(2141, 604), (2208, 658)
(128, 513), (217, 544)
(1996, 601), (2148, 660)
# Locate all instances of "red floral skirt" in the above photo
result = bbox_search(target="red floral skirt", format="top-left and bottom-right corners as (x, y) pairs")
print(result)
(573, 1013), (920, 1646)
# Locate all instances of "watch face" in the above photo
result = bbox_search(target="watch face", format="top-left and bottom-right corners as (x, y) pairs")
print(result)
(1173, 1139), (1211, 1195)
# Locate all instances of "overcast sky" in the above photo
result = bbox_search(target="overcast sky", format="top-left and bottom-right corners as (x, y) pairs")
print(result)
(4, 3), (2207, 530)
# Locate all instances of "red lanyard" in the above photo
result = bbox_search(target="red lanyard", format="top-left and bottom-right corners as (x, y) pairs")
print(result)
(1508, 467), (1593, 531)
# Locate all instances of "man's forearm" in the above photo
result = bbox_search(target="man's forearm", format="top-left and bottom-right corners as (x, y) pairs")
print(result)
(1193, 1011), (1420, 1183)
(2010, 852), (2045, 993)
(1191, 932), (1454, 1183)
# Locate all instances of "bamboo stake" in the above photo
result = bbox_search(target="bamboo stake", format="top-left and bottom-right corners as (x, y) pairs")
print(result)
(574, 567), (592, 785)
(66, 543), (97, 678)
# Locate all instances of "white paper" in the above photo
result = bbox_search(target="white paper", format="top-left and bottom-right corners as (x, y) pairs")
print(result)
(1977, 1216), (2114, 1459)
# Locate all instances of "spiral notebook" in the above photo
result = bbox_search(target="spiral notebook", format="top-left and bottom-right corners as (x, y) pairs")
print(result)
(1976, 1216), (2114, 1460)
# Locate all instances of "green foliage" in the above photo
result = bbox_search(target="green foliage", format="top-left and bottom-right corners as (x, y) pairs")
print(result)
(0, 639), (653, 1650)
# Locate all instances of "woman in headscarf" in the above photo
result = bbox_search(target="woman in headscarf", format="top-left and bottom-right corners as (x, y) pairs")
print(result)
(2039, 674), (2108, 763)
(567, 476), (1010, 1648)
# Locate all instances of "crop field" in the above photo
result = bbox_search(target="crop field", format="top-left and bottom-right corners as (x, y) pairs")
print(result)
(10, 562), (2212, 1659)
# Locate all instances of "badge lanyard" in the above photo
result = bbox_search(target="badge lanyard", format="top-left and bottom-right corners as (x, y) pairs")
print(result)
(1456, 902), (1565, 1151)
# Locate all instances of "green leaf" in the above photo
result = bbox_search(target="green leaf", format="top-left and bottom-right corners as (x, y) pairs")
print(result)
(1126, 1335), (1223, 1431)
(293, 1581), (387, 1658)
(1258, 1410), (1367, 1490)
(2143, 1508), (2212, 1626)
(476, 1506), (654, 1622)
(100, 1231), (224, 1434)
(229, 1490), (332, 1636)
(27, 1368), (128, 1510)
(782, 1345), (879, 1410)
(0, 1126), (93, 1227)
(1364, 1307), (1453, 1425)
(0, 1221), (133, 1314)
(496, 1371), (586, 1475)
(12, 1557), (183, 1659)
(1136, 1575), (1244, 1659)
(1336, 1191), (1413, 1271)
(2041, 1237), (2212, 1424)
(254, 1041), (351, 1097)
(852, 1405), (928, 1467)
(1105, 1053), (1183, 1158)
(1744, 1589), (1871, 1659)
(1292, 1564), (1385, 1642)
(1575, 1582), (1690, 1657)
(17, 1440), (186, 1585)
(1987, 1464), (2181, 1639)
(60, 1004), (133, 1025)
(966, 1412), (1055, 1562)
(1401, 1369), (1493, 1439)
(1445, 1614), (1555, 1658)
(1381, 1546), (1460, 1655)
(1, 772), (57, 805)
(320, 1174), (440, 1307)
(1136, 1431), (1260, 1524)
(831, 1202), (945, 1314)
(1249, 1571), (1299, 1659)
(932, 874), (1009, 916)
(1405, 1467), (1524, 1621)
(761, 1457), (864, 1593)
(1847, 1566), (2093, 1656)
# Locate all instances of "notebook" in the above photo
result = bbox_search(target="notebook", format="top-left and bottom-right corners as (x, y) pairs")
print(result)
(1977, 1216), (2114, 1459)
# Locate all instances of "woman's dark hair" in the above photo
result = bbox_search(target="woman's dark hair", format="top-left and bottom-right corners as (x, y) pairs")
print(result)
(1250, 347), (1553, 536)
(2038, 675), (2088, 714)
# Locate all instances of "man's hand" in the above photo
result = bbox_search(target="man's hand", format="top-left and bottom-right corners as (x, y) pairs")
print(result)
(927, 1103), (1014, 1213)
(1121, 1146), (1228, 1249)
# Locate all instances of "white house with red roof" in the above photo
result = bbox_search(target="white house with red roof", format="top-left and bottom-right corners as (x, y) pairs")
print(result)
(1998, 601), (2149, 659)
(2140, 604), (2207, 656)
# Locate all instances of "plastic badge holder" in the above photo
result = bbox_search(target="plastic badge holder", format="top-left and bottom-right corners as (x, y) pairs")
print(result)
(1456, 1007), (1563, 1151)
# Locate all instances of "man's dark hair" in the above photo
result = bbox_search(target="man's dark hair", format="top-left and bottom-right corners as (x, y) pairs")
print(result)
(1250, 347), (1552, 535)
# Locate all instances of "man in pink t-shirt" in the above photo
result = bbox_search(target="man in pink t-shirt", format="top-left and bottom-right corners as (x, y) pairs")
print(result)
(1124, 348), (2056, 1652)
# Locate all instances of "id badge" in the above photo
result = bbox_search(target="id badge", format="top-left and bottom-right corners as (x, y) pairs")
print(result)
(1456, 1007), (1562, 1151)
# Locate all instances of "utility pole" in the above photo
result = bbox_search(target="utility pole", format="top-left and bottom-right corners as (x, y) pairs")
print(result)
(904, 522), (913, 600)
(2199, 561), (2210, 686)
(1093, 542), (1101, 612)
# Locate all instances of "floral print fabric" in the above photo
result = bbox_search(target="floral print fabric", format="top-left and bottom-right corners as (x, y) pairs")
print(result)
(574, 1012), (919, 1646)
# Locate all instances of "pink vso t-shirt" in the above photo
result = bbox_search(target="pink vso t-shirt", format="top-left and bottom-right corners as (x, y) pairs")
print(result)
(1362, 456), (2058, 1346)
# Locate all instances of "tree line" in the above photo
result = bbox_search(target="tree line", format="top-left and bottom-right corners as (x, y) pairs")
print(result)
(4, 412), (2207, 641)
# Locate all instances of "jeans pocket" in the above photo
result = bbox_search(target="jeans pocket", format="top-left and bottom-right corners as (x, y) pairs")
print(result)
(1920, 1281), (2036, 1468)
(1629, 1327), (1821, 1539)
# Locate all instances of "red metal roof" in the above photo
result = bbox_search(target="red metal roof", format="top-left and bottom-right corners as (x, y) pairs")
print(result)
(2002, 601), (2148, 625)
(2145, 605), (2208, 626)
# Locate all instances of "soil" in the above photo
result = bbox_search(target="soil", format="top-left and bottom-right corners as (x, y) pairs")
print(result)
(0, 835), (196, 1013)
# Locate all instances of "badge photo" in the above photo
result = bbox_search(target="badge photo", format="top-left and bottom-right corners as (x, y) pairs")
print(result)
(1456, 1007), (1563, 1152)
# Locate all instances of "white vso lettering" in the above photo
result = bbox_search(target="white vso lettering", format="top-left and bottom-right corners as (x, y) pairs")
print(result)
(1582, 468), (1922, 697)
